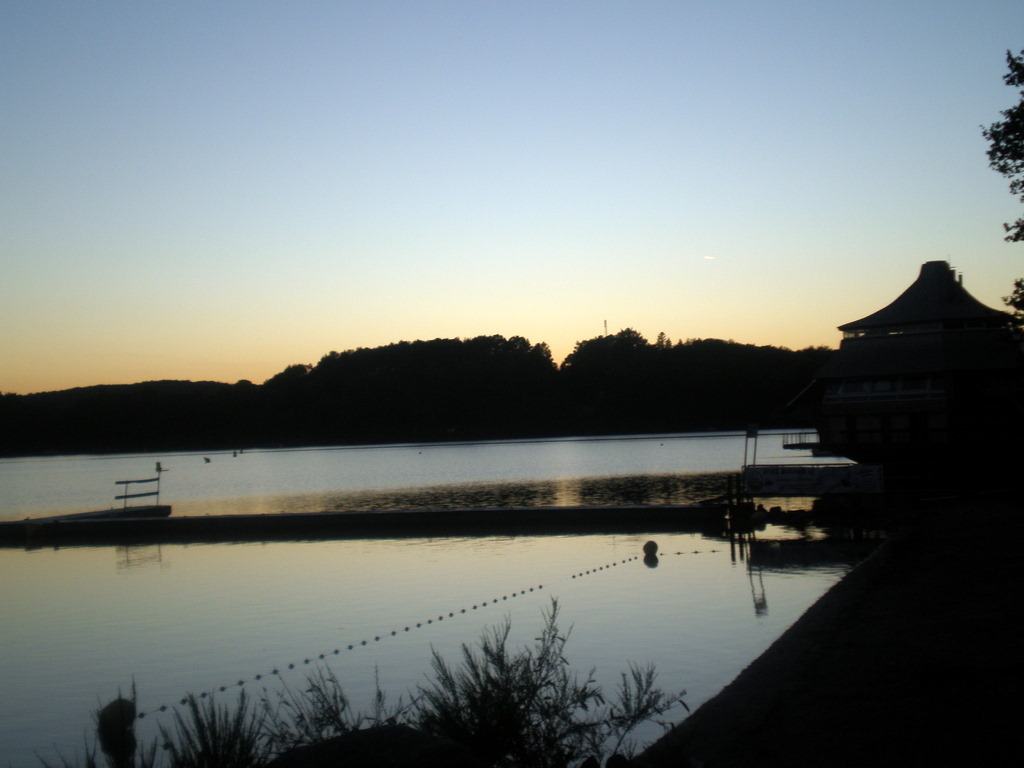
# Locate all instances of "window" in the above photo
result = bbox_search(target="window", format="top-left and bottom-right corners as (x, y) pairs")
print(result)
(855, 415), (883, 443)
(890, 414), (911, 443)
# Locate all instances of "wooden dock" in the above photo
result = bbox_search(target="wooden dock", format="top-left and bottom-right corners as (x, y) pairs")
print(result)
(15, 505), (173, 524)
(0, 503), (727, 547)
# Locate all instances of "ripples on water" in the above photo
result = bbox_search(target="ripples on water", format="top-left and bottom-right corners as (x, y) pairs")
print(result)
(0, 433), (860, 766)
(257, 472), (732, 517)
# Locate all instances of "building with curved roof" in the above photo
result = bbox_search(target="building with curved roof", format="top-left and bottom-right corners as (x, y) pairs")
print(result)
(806, 261), (1024, 485)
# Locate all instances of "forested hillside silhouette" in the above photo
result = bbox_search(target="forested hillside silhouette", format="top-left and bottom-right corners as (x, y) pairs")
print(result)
(0, 331), (832, 456)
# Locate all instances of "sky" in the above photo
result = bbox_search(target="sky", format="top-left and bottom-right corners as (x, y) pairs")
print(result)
(3, 0), (1023, 395)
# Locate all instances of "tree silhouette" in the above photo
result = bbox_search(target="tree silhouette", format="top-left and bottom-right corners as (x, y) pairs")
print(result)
(1004, 278), (1024, 330)
(559, 330), (831, 436)
(983, 49), (1024, 242)
(0, 335), (833, 456)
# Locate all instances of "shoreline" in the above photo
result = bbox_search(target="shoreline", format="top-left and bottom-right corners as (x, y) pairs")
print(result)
(637, 491), (1022, 767)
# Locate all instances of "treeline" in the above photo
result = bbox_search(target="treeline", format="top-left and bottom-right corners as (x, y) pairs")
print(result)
(0, 331), (832, 456)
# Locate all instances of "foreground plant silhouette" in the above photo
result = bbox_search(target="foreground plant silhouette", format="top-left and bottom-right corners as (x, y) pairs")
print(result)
(414, 599), (687, 767)
(261, 664), (404, 752)
(46, 599), (685, 768)
(157, 692), (267, 768)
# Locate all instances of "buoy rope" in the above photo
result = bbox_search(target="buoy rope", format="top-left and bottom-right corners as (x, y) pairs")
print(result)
(134, 544), (719, 721)
(569, 548), (719, 580)
(134, 582), (546, 720)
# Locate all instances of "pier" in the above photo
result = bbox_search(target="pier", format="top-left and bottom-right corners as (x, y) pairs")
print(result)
(0, 502), (727, 547)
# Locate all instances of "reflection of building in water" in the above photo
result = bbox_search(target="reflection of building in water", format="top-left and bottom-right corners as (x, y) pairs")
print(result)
(116, 545), (163, 570)
(743, 538), (868, 571)
(748, 562), (768, 616)
(728, 536), (875, 616)
(727, 535), (768, 615)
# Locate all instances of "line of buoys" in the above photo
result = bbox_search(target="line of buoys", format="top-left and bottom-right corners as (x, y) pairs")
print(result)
(572, 555), (637, 578)
(135, 582), (547, 720)
(136, 542), (724, 720)
(569, 546), (720, 580)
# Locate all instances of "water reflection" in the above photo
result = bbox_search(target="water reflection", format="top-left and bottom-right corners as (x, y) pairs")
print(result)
(0, 527), (867, 766)
(296, 479), (562, 513)
(116, 545), (163, 571)
(191, 471), (734, 517)
(719, 530), (876, 618)
(740, 536), (874, 573)
(642, 539), (660, 568)
(576, 473), (728, 507)
(0, 433), (862, 767)
(748, 564), (768, 616)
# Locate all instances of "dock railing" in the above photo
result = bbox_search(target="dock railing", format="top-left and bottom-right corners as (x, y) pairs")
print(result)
(114, 462), (166, 510)
(742, 462), (883, 495)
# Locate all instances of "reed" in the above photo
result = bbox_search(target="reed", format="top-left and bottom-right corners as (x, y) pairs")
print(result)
(37, 738), (100, 768)
(413, 599), (687, 767)
(259, 664), (407, 752)
(156, 691), (268, 768)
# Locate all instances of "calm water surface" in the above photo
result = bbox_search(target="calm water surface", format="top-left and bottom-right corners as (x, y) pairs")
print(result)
(0, 431), (838, 521)
(0, 432), (860, 766)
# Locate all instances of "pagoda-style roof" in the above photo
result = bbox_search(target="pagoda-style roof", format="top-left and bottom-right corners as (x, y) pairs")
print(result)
(812, 261), (1023, 380)
(838, 261), (1008, 332)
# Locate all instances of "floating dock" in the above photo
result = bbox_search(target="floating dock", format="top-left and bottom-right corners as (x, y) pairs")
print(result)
(15, 505), (173, 524)
(0, 503), (727, 547)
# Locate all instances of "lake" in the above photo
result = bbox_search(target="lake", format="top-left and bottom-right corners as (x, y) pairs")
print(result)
(0, 431), (864, 766)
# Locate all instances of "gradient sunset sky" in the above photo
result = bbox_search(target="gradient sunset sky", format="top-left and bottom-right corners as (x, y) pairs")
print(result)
(3, 1), (1023, 395)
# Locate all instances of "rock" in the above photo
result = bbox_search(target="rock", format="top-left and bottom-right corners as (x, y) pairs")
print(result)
(265, 724), (488, 768)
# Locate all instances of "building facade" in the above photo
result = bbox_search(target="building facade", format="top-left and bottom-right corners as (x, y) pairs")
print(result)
(806, 261), (1024, 484)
